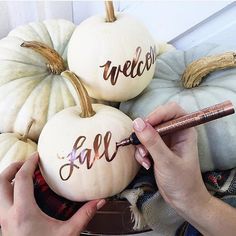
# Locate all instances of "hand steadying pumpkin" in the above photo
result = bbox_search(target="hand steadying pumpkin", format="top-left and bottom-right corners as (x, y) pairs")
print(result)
(133, 102), (236, 236)
(0, 153), (106, 236)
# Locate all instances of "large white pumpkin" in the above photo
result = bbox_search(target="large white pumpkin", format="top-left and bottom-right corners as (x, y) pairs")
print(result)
(38, 72), (139, 201)
(121, 43), (236, 172)
(68, 2), (157, 102)
(0, 19), (81, 141)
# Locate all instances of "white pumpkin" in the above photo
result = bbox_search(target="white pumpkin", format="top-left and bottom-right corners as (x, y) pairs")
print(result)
(38, 71), (139, 201)
(0, 121), (37, 173)
(68, 2), (157, 102)
(121, 43), (236, 172)
(0, 19), (81, 141)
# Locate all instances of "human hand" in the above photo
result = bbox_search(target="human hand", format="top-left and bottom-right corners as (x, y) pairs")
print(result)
(133, 102), (211, 211)
(0, 153), (106, 236)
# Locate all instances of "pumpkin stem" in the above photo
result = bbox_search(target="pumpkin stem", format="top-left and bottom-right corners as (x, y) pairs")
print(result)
(61, 71), (96, 118)
(21, 41), (66, 75)
(20, 119), (34, 142)
(105, 1), (116, 22)
(182, 52), (236, 88)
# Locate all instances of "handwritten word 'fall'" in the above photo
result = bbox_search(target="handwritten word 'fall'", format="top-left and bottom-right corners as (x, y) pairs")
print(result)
(59, 131), (118, 181)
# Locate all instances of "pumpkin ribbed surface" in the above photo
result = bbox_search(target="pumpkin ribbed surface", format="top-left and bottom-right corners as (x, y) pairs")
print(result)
(0, 19), (79, 141)
(0, 133), (37, 173)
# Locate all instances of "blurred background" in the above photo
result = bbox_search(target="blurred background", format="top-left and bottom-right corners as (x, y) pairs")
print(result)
(0, 1), (236, 49)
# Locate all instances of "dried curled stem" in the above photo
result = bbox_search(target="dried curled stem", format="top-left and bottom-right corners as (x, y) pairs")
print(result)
(20, 119), (35, 142)
(182, 52), (236, 88)
(105, 1), (116, 22)
(61, 71), (96, 118)
(21, 41), (66, 75)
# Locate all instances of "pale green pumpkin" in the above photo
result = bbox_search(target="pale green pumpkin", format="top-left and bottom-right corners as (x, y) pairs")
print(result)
(121, 43), (236, 172)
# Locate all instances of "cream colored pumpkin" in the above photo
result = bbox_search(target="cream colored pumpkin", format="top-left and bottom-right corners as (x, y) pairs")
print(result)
(0, 19), (81, 141)
(68, 2), (157, 102)
(38, 72), (139, 201)
(0, 132), (37, 173)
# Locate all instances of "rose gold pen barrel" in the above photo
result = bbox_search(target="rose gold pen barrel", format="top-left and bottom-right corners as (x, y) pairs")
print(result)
(116, 100), (235, 147)
(156, 100), (234, 136)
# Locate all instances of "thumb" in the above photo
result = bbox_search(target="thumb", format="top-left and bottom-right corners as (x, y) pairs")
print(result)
(67, 199), (106, 233)
(133, 118), (172, 161)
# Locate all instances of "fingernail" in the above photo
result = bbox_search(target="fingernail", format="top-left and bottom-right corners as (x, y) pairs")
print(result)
(96, 199), (106, 210)
(142, 161), (150, 170)
(135, 150), (143, 163)
(133, 118), (146, 132)
(138, 146), (147, 157)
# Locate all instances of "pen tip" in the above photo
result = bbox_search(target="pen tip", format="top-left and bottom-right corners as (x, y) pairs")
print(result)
(116, 138), (131, 147)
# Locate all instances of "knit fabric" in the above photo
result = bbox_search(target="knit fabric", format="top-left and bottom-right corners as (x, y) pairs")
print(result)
(33, 169), (84, 221)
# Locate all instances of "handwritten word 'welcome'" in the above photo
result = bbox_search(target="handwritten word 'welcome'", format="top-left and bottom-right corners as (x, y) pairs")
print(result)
(100, 46), (157, 85)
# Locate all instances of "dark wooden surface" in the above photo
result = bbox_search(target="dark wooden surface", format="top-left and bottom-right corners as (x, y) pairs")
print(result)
(82, 200), (151, 235)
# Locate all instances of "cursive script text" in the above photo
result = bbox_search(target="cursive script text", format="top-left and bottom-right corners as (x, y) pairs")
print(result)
(59, 131), (119, 181)
(100, 46), (157, 85)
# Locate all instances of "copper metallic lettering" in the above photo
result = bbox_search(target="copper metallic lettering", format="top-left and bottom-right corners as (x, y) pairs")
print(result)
(93, 134), (102, 161)
(59, 131), (119, 181)
(145, 50), (152, 70)
(123, 61), (132, 77)
(137, 61), (145, 76)
(102, 131), (118, 162)
(101, 61), (121, 85)
(100, 46), (157, 85)
(130, 47), (142, 78)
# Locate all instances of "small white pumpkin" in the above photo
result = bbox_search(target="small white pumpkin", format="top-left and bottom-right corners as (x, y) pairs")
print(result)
(68, 1), (157, 102)
(38, 71), (139, 201)
(0, 121), (37, 173)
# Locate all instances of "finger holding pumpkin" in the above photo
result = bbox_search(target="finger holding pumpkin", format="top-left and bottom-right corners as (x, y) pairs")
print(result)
(134, 145), (150, 170)
(0, 162), (24, 213)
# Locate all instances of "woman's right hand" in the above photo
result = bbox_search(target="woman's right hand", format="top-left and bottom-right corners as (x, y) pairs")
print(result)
(133, 102), (236, 236)
(133, 102), (211, 210)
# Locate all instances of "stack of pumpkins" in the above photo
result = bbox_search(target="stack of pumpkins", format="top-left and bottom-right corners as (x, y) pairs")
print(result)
(1, 0), (236, 204)
(0, 1), (159, 201)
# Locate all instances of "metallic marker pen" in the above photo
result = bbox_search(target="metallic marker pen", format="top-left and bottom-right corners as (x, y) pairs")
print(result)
(117, 100), (235, 147)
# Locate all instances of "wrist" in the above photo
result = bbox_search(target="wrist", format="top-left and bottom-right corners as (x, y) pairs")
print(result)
(172, 186), (212, 219)
(173, 188), (217, 235)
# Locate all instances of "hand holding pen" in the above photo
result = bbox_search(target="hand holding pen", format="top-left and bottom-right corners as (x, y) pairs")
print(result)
(117, 100), (234, 170)
(131, 101), (236, 236)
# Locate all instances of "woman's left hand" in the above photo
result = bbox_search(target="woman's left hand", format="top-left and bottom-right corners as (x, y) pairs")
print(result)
(0, 153), (105, 236)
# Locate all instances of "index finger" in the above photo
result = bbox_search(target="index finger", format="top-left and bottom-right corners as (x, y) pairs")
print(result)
(14, 152), (39, 206)
(0, 161), (24, 182)
(0, 162), (24, 211)
(146, 102), (187, 126)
